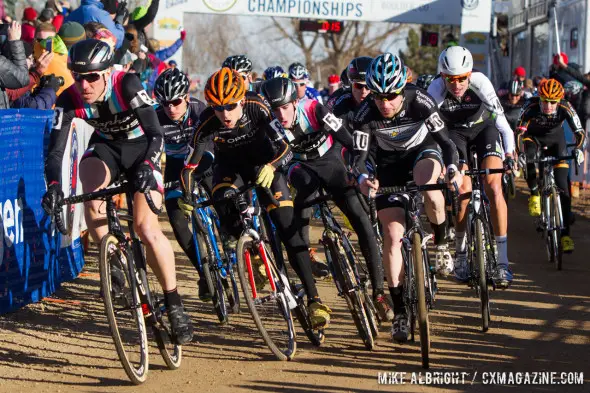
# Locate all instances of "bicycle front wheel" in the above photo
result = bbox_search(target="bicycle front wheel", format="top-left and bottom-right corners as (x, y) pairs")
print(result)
(551, 188), (563, 270)
(412, 232), (430, 369)
(99, 234), (149, 385)
(474, 220), (490, 332)
(236, 233), (296, 360)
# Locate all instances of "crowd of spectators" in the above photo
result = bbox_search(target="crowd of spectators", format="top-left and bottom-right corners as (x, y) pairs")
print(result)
(0, 0), (185, 110)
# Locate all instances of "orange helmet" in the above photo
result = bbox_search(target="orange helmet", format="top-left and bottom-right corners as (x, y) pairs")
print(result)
(538, 78), (564, 101)
(204, 67), (246, 106)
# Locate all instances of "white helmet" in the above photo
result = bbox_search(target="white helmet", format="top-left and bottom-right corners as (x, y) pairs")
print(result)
(438, 46), (473, 76)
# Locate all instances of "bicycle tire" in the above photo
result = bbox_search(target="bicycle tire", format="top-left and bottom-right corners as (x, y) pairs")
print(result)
(198, 232), (229, 324)
(552, 188), (563, 270)
(325, 236), (374, 350)
(236, 233), (296, 360)
(475, 220), (490, 332)
(412, 232), (430, 369)
(292, 291), (325, 347)
(99, 234), (149, 385)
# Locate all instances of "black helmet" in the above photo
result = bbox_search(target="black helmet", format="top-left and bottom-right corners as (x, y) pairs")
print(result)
(416, 74), (435, 90)
(340, 68), (350, 87)
(346, 56), (373, 83)
(260, 77), (297, 109)
(154, 68), (190, 103)
(288, 62), (309, 80)
(68, 39), (113, 73)
(222, 55), (253, 74)
(509, 79), (523, 96)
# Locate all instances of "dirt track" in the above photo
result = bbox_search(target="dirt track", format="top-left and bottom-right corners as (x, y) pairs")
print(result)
(0, 182), (589, 393)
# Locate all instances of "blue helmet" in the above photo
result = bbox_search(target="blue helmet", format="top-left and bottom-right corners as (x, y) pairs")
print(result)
(365, 53), (407, 94)
(263, 65), (287, 80)
(288, 62), (309, 80)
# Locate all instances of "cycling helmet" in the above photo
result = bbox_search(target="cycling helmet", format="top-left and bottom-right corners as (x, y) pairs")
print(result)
(288, 62), (309, 80)
(204, 67), (246, 106)
(508, 79), (523, 96)
(538, 78), (564, 101)
(340, 68), (350, 87)
(416, 74), (435, 90)
(263, 66), (287, 80)
(346, 56), (372, 83)
(154, 68), (190, 103)
(365, 53), (407, 94)
(68, 39), (113, 73)
(438, 46), (473, 76)
(564, 80), (584, 97)
(222, 55), (253, 74)
(260, 77), (297, 109)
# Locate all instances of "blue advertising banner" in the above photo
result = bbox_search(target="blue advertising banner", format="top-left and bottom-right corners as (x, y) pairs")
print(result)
(0, 110), (85, 314)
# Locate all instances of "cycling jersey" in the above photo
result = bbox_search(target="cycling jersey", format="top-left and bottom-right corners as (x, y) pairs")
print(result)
(428, 71), (515, 154)
(326, 87), (358, 123)
(351, 84), (459, 177)
(46, 70), (163, 185)
(156, 97), (207, 158)
(303, 86), (321, 102)
(285, 99), (353, 161)
(501, 96), (526, 130)
(516, 96), (586, 149)
(181, 92), (292, 194)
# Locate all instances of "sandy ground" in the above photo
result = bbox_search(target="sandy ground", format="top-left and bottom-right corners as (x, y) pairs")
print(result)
(0, 180), (589, 393)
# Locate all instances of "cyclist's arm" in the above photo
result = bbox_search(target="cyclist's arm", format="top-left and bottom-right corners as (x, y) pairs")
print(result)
(45, 90), (78, 185)
(351, 123), (372, 180)
(561, 100), (587, 149)
(121, 73), (164, 170)
(181, 113), (215, 194)
(315, 100), (353, 149)
(471, 72), (515, 154)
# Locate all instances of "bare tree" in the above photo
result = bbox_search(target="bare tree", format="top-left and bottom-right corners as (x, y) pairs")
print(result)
(270, 17), (320, 71)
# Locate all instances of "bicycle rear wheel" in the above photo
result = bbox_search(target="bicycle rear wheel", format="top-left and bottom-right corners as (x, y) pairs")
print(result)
(99, 235), (149, 385)
(551, 188), (563, 270)
(236, 233), (296, 360)
(325, 236), (374, 350)
(474, 220), (490, 332)
(412, 232), (430, 369)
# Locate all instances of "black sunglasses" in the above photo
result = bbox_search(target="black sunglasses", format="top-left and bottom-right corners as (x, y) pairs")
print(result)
(163, 97), (184, 107)
(213, 103), (239, 112)
(372, 91), (402, 101)
(353, 82), (370, 90)
(73, 72), (101, 83)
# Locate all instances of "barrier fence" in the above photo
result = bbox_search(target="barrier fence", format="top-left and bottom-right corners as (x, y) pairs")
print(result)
(0, 111), (91, 315)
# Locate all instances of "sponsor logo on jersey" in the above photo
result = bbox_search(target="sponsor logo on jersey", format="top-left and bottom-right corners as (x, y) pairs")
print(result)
(415, 90), (435, 110)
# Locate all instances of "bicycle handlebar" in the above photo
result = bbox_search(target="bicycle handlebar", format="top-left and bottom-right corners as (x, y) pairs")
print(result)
(464, 168), (506, 176)
(194, 183), (280, 210)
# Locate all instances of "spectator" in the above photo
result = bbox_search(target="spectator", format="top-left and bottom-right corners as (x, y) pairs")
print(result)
(84, 22), (117, 52)
(35, 22), (57, 40)
(168, 60), (177, 68)
(12, 73), (61, 109)
(523, 78), (534, 98)
(327, 74), (340, 95)
(514, 66), (526, 83)
(549, 52), (578, 86)
(129, 0), (159, 52)
(33, 33), (73, 96)
(21, 7), (37, 44)
(39, 7), (64, 32)
(498, 66), (527, 97)
(0, 22), (31, 108)
(7, 43), (53, 103)
(65, 0), (125, 48)
(554, 54), (590, 126)
(58, 21), (85, 49)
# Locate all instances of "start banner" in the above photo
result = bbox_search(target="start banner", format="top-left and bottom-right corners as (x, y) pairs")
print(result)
(0, 110), (91, 314)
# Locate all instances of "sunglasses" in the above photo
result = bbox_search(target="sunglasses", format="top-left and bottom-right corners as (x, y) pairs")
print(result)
(73, 72), (102, 83)
(373, 91), (402, 101)
(540, 97), (560, 103)
(294, 82), (307, 87)
(443, 74), (470, 83)
(213, 103), (239, 112)
(163, 98), (185, 107)
(353, 82), (370, 90)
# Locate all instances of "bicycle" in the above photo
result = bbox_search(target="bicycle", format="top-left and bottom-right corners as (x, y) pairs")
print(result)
(301, 188), (379, 350)
(526, 146), (578, 271)
(53, 182), (180, 385)
(463, 149), (506, 333)
(194, 184), (309, 360)
(373, 181), (456, 369)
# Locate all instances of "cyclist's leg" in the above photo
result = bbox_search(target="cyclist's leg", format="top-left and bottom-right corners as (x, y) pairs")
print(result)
(549, 135), (572, 240)
(523, 138), (540, 194)
(79, 139), (117, 243)
(287, 162), (320, 246)
(413, 152), (445, 243)
(211, 164), (244, 241)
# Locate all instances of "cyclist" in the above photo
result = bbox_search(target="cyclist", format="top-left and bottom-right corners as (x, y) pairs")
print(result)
(260, 77), (393, 322)
(428, 46), (515, 288)
(516, 78), (586, 252)
(327, 56), (373, 125)
(288, 62), (321, 102)
(42, 39), (194, 345)
(179, 67), (332, 328)
(352, 53), (460, 342)
(416, 74), (435, 91)
(263, 65), (287, 80)
(154, 68), (214, 301)
(501, 79), (526, 130)
(221, 54), (263, 93)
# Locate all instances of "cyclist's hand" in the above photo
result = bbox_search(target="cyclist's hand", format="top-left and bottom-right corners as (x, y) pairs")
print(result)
(256, 164), (275, 189)
(359, 176), (378, 197)
(42, 182), (63, 215)
(574, 148), (585, 165)
(135, 161), (163, 193)
(177, 196), (194, 216)
(504, 153), (516, 172)
(446, 168), (463, 189)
